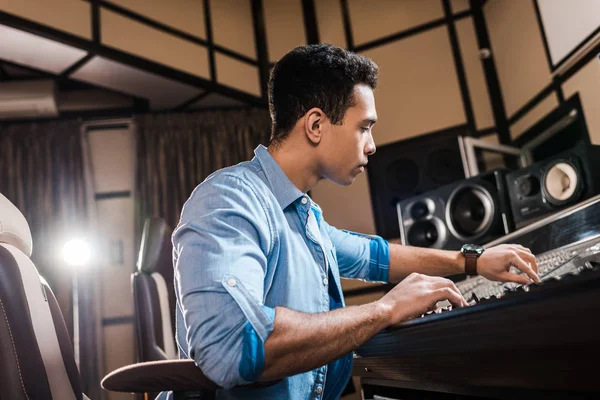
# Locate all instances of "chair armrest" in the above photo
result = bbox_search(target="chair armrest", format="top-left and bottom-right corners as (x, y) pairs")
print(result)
(101, 360), (219, 393)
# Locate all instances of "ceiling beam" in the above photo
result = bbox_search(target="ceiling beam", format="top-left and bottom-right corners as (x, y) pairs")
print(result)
(59, 53), (94, 77)
(173, 91), (211, 112)
(0, 10), (266, 108)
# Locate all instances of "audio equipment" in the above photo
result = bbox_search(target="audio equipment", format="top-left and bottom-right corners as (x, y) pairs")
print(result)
(367, 126), (467, 239)
(397, 169), (512, 251)
(457, 235), (600, 302)
(506, 142), (600, 228)
(356, 197), (600, 396)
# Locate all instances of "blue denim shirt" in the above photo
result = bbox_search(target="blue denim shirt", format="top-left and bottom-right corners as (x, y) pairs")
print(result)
(168, 145), (389, 400)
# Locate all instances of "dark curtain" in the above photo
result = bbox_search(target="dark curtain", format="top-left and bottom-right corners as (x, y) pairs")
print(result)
(134, 108), (272, 237)
(0, 120), (101, 399)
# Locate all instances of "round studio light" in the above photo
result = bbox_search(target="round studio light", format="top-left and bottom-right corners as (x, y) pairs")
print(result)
(62, 239), (91, 267)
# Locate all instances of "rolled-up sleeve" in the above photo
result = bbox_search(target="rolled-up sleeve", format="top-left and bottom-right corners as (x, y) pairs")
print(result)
(173, 174), (275, 388)
(323, 222), (389, 283)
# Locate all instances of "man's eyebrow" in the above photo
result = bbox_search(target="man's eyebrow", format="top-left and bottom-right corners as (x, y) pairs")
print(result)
(361, 118), (377, 126)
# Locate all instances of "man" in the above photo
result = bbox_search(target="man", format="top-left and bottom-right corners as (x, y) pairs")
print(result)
(171, 44), (539, 399)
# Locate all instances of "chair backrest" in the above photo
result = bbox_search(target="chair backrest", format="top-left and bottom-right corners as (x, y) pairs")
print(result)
(132, 217), (177, 363)
(0, 193), (84, 400)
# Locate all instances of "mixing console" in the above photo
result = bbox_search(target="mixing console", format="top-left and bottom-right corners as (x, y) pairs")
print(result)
(456, 235), (600, 302)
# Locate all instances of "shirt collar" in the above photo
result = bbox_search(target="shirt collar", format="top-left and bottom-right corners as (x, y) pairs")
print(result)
(254, 145), (305, 210)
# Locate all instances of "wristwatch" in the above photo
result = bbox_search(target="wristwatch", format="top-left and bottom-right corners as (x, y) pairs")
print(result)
(461, 244), (484, 275)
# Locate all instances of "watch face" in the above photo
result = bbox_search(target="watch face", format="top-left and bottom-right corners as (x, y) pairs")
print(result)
(462, 244), (484, 255)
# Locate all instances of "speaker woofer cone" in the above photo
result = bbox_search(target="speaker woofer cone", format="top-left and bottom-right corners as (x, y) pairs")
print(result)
(446, 184), (495, 241)
(406, 217), (447, 249)
(542, 160), (581, 205)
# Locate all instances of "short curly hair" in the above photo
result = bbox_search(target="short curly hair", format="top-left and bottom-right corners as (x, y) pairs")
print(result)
(268, 44), (378, 146)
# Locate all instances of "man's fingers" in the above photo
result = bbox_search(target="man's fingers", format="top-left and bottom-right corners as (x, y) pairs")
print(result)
(500, 272), (533, 286)
(435, 286), (468, 308)
(515, 248), (538, 273)
(510, 256), (541, 283)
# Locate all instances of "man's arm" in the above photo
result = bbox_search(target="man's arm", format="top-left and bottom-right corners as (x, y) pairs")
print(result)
(260, 272), (468, 381)
(388, 243), (540, 284)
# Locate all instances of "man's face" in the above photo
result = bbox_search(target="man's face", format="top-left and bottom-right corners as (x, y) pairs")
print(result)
(320, 84), (377, 186)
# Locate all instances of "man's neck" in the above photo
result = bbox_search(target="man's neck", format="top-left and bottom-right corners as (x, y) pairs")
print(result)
(268, 141), (321, 193)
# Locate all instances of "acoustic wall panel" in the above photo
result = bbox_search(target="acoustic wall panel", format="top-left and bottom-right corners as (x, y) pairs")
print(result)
(314, 0), (346, 48)
(216, 53), (261, 96)
(485, 0), (552, 117)
(0, 0), (91, 39)
(264, 0), (306, 62)
(211, 0), (256, 59)
(101, 8), (210, 79)
(361, 27), (466, 146)
(563, 58), (600, 145)
(349, 0), (444, 46)
(110, 0), (206, 39)
(452, 0), (471, 13)
(456, 17), (495, 130)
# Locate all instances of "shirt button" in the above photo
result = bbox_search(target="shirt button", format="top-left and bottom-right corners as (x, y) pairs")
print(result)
(323, 278), (328, 286)
(227, 278), (237, 287)
(316, 386), (323, 394)
(301, 197), (308, 205)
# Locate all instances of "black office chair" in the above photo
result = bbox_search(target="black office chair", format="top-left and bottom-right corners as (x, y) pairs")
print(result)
(0, 192), (88, 400)
(132, 217), (177, 364)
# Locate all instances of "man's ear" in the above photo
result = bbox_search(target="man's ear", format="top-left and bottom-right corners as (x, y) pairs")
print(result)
(304, 108), (327, 145)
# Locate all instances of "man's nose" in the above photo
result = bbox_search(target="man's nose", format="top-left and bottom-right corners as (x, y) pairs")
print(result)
(365, 134), (376, 156)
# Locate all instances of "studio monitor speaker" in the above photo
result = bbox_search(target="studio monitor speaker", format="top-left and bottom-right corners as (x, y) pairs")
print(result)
(506, 142), (600, 228)
(367, 127), (467, 239)
(398, 169), (512, 250)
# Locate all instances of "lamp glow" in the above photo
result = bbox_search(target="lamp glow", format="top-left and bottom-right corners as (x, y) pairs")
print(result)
(62, 239), (91, 267)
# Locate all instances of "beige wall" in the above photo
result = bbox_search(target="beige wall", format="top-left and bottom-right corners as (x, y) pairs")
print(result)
(562, 58), (600, 145)
(485, 0), (600, 144)
(485, 0), (552, 117)
(0, 0), (91, 39)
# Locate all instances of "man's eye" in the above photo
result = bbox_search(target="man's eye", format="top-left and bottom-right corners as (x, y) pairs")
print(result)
(361, 127), (369, 133)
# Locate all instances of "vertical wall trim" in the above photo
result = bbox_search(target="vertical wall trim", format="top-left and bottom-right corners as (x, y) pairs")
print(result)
(470, 0), (511, 144)
(251, 0), (270, 99)
(203, 0), (217, 82)
(91, 0), (100, 43)
(340, 0), (355, 50)
(443, 0), (476, 135)
(301, 0), (320, 44)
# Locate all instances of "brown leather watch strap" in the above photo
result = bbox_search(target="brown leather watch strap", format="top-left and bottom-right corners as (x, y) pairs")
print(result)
(465, 253), (478, 275)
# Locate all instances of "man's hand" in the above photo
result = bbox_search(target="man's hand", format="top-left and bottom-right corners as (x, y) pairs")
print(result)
(477, 244), (540, 284)
(377, 273), (469, 325)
